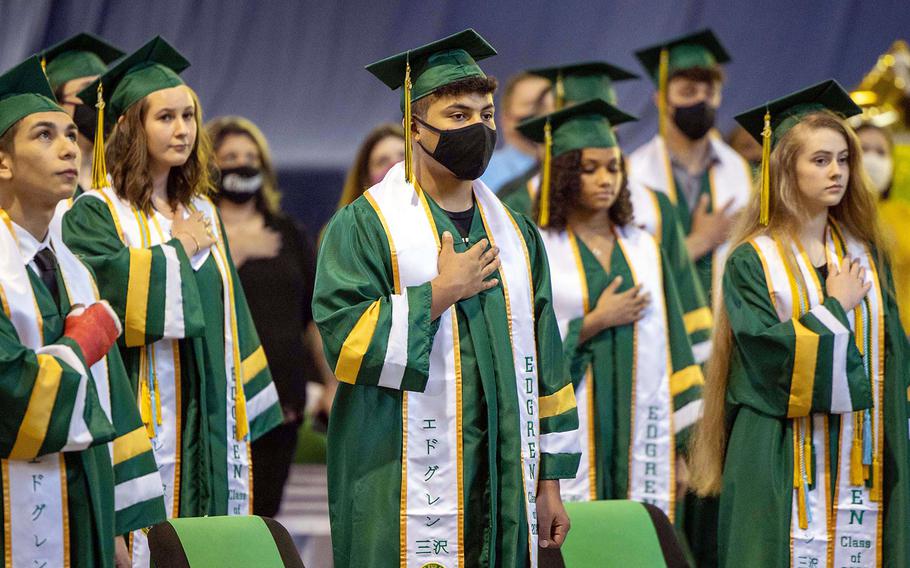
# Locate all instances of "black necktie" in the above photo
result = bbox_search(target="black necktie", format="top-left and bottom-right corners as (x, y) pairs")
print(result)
(33, 247), (61, 310)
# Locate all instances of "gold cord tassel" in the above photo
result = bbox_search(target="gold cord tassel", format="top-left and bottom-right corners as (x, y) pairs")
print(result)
(657, 48), (669, 141)
(759, 109), (772, 226)
(154, 374), (163, 426)
(871, 458), (882, 502)
(403, 57), (414, 186)
(794, 423), (808, 529)
(139, 350), (154, 437)
(538, 119), (553, 227)
(40, 56), (47, 75)
(91, 83), (108, 190)
(850, 412), (865, 485)
(555, 71), (565, 110)
(235, 376), (249, 440)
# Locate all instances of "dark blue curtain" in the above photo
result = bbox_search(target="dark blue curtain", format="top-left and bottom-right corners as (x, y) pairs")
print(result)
(4, 0), (908, 230)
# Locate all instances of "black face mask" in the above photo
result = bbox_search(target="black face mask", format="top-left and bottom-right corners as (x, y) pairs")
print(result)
(672, 101), (716, 141)
(218, 166), (263, 204)
(72, 103), (98, 141)
(413, 116), (497, 180)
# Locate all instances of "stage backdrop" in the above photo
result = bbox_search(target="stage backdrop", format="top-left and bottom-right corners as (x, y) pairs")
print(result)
(2, 0), (908, 231)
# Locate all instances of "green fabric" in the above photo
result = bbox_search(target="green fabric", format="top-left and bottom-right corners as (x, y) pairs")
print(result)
(42, 33), (124, 91)
(499, 166), (538, 219)
(77, 36), (189, 123)
(0, 56), (65, 136)
(734, 79), (861, 147)
(671, 170), (716, 297)
(717, 243), (910, 566)
(635, 28), (731, 84)
(561, 500), (665, 567)
(314, 195), (579, 567)
(365, 28), (496, 106)
(527, 61), (639, 106)
(516, 98), (637, 158)
(170, 516), (284, 567)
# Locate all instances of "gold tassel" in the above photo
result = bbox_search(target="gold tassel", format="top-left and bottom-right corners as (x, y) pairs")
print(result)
(871, 458), (882, 502)
(91, 83), (108, 190)
(804, 421), (813, 486)
(794, 423), (808, 530)
(555, 71), (565, 110)
(403, 57), (414, 186)
(657, 48), (669, 141)
(139, 349), (154, 437)
(40, 56), (47, 75)
(759, 109), (772, 226)
(154, 373), (163, 426)
(850, 412), (865, 486)
(538, 119), (553, 227)
(235, 377), (249, 441)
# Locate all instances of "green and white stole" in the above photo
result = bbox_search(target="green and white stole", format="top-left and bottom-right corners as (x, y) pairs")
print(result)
(628, 134), (751, 298)
(540, 224), (679, 519)
(79, 187), (254, 565)
(751, 224), (884, 567)
(365, 162), (541, 568)
(0, 209), (111, 568)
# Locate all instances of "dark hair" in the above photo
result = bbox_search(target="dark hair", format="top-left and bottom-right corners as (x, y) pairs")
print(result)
(338, 123), (404, 209)
(535, 149), (633, 231)
(0, 123), (18, 154)
(207, 115), (282, 215)
(412, 75), (498, 118)
(670, 66), (725, 85)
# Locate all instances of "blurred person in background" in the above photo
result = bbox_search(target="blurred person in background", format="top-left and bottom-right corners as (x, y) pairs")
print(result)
(208, 115), (336, 518)
(857, 122), (910, 334)
(337, 123), (404, 209)
(726, 123), (763, 172)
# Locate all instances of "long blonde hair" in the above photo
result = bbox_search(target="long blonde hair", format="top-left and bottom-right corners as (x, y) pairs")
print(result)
(690, 110), (888, 496)
(206, 115), (282, 215)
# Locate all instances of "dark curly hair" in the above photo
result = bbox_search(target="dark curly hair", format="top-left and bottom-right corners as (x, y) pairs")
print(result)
(535, 149), (633, 231)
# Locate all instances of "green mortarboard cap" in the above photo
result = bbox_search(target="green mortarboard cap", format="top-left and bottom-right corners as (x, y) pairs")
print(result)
(365, 28), (496, 107)
(516, 98), (637, 158)
(528, 61), (638, 105)
(734, 79), (861, 148)
(0, 56), (66, 137)
(41, 33), (124, 92)
(635, 29), (731, 84)
(77, 35), (189, 123)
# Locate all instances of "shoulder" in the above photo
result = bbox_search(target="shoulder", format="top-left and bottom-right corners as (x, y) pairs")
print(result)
(725, 240), (766, 277)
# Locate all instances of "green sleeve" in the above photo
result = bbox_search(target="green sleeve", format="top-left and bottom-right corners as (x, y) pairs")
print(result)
(660, 249), (704, 452)
(312, 201), (439, 392)
(724, 244), (871, 418)
(515, 213), (581, 480)
(61, 196), (205, 347)
(0, 311), (114, 459)
(562, 316), (593, 385)
(656, 190), (712, 362)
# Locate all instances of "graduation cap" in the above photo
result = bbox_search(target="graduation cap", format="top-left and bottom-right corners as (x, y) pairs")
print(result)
(76, 36), (190, 190)
(0, 56), (65, 137)
(516, 98), (638, 227)
(734, 79), (861, 225)
(528, 61), (638, 108)
(40, 33), (124, 92)
(635, 29), (730, 140)
(365, 29), (496, 185)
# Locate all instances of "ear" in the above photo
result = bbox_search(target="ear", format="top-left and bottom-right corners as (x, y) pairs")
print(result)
(0, 149), (13, 182)
(410, 115), (422, 142)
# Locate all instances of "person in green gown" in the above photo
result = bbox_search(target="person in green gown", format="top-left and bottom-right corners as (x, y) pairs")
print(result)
(313, 29), (581, 568)
(0, 56), (164, 568)
(518, 98), (703, 520)
(691, 80), (910, 567)
(60, 37), (282, 566)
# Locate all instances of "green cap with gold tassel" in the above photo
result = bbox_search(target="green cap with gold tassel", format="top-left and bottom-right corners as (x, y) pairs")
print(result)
(759, 109), (771, 225)
(538, 119), (553, 226)
(91, 83), (108, 190)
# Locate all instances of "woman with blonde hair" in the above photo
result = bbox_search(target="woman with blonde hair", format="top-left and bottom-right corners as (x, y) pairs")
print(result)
(207, 115), (335, 518)
(62, 37), (282, 566)
(690, 80), (910, 567)
(336, 122), (404, 208)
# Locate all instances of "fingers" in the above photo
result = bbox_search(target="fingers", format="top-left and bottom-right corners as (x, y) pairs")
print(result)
(480, 257), (502, 279)
(440, 231), (455, 254)
(606, 275), (623, 293)
(173, 204), (186, 218)
(479, 245), (500, 266)
(550, 515), (570, 548)
(696, 194), (710, 214)
(720, 198), (737, 214)
(538, 509), (555, 549)
(481, 278), (500, 291)
(468, 238), (490, 258)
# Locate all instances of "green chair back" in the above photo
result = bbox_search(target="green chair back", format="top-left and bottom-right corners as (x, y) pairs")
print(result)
(561, 500), (666, 567)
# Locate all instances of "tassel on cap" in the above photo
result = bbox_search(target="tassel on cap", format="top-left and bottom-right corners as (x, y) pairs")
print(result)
(759, 109), (772, 226)
(91, 83), (109, 190)
(40, 56), (47, 75)
(235, 379), (249, 440)
(538, 119), (553, 227)
(555, 71), (565, 110)
(657, 48), (669, 141)
(403, 55), (414, 186)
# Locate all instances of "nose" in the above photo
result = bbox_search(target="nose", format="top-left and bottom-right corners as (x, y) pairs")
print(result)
(175, 117), (190, 139)
(59, 136), (78, 162)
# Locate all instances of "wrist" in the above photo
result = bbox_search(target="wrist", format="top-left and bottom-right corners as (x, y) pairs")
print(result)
(537, 479), (560, 495)
(175, 231), (200, 256)
(430, 277), (460, 318)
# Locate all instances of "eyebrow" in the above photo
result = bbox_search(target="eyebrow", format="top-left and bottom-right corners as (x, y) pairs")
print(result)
(29, 121), (58, 130)
(444, 103), (495, 112)
(154, 105), (195, 113)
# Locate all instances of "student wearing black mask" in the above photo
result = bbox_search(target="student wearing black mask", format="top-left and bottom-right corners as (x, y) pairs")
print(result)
(41, 33), (124, 194)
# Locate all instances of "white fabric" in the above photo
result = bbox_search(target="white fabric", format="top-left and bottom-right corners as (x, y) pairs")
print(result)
(377, 292), (410, 389)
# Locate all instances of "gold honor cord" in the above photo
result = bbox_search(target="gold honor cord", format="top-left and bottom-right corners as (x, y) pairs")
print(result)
(403, 56), (414, 185)
(91, 83), (109, 190)
(759, 109), (772, 226)
(657, 48), (669, 141)
(538, 119), (553, 227)
(555, 71), (565, 110)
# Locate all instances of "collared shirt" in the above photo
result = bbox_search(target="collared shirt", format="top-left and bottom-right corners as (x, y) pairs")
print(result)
(669, 144), (720, 212)
(11, 220), (51, 272)
(480, 144), (537, 193)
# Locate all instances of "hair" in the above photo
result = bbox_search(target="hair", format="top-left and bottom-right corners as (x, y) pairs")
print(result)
(535, 148), (633, 231)
(337, 123), (404, 209)
(206, 115), (282, 215)
(689, 110), (888, 496)
(105, 86), (215, 214)
(670, 66), (725, 85)
(0, 123), (18, 154)
(854, 123), (895, 199)
(411, 75), (498, 119)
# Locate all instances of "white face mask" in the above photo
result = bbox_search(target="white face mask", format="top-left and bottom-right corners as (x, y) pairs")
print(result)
(863, 152), (893, 195)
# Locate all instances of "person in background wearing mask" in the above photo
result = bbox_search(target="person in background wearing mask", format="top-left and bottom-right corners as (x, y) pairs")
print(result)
(41, 33), (124, 194)
(337, 123), (405, 209)
(314, 29), (580, 567)
(857, 122), (910, 334)
(478, 71), (551, 192)
(207, 115), (335, 518)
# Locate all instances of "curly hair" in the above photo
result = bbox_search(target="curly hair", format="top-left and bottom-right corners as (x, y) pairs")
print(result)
(535, 149), (633, 231)
(106, 86), (215, 214)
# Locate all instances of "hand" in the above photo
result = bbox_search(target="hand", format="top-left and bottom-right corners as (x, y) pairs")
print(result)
(64, 301), (122, 367)
(114, 535), (130, 568)
(171, 205), (215, 256)
(536, 479), (570, 549)
(430, 232), (500, 319)
(676, 457), (690, 499)
(593, 276), (651, 329)
(686, 196), (737, 261)
(827, 256), (871, 312)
